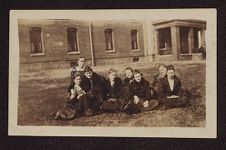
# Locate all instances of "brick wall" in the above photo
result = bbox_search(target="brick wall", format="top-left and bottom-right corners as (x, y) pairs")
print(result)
(18, 19), (147, 70)
(18, 19), (92, 64)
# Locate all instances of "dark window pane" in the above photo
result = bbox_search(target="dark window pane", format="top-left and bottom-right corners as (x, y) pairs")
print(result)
(158, 27), (172, 55)
(104, 29), (113, 50)
(67, 28), (78, 52)
(131, 30), (138, 50)
(180, 27), (190, 54)
(30, 27), (43, 54)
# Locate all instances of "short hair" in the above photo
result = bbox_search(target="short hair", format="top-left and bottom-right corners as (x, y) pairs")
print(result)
(158, 64), (167, 69)
(76, 56), (86, 62)
(73, 73), (82, 80)
(124, 67), (133, 72)
(167, 65), (175, 71)
(84, 65), (93, 72)
(108, 68), (117, 75)
(133, 69), (143, 76)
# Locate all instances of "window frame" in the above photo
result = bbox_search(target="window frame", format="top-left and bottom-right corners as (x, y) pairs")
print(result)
(104, 28), (115, 53)
(29, 27), (45, 56)
(130, 29), (140, 51)
(67, 27), (80, 55)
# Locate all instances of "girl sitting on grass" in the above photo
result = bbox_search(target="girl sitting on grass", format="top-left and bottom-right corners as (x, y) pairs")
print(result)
(101, 68), (125, 112)
(124, 70), (159, 114)
(158, 65), (189, 109)
(49, 73), (89, 120)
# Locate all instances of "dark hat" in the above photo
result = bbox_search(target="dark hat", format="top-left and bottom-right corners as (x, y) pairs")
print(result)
(84, 66), (93, 72)
(167, 65), (175, 71)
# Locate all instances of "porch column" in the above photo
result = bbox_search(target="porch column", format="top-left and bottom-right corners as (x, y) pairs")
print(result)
(200, 29), (206, 48)
(142, 20), (153, 62)
(154, 29), (159, 58)
(188, 27), (194, 54)
(171, 26), (180, 60)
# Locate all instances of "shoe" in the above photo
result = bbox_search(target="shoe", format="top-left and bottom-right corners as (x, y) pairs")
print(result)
(143, 100), (159, 111)
(47, 114), (59, 120)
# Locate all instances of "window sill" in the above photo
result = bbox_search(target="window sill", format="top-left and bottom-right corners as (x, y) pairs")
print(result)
(158, 54), (173, 56)
(131, 49), (140, 52)
(68, 51), (80, 55)
(105, 50), (116, 53)
(181, 54), (192, 56)
(30, 53), (45, 57)
(159, 48), (167, 51)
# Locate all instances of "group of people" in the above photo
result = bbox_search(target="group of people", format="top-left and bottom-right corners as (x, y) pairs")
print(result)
(49, 56), (189, 120)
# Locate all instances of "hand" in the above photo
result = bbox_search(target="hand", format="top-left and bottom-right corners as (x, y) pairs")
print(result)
(143, 100), (149, 108)
(77, 94), (83, 99)
(134, 95), (140, 104)
(167, 95), (179, 98)
(70, 95), (75, 99)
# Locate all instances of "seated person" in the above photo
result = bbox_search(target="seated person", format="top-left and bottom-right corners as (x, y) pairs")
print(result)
(80, 66), (106, 115)
(101, 68), (125, 112)
(150, 64), (167, 98)
(121, 67), (135, 108)
(70, 56), (86, 83)
(123, 67), (134, 86)
(158, 65), (189, 108)
(49, 73), (89, 120)
(125, 70), (159, 114)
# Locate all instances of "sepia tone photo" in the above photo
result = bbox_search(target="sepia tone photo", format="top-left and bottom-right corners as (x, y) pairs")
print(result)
(9, 9), (216, 137)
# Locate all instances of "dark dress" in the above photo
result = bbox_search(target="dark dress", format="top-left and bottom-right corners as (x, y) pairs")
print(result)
(101, 77), (125, 111)
(125, 78), (158, 114)
(150, 73), (167, 99)
(80, 72), (106, 114)
(158, 76), (189, 108)
(51, 84), (88, 120)
(123, 77), (134, 86)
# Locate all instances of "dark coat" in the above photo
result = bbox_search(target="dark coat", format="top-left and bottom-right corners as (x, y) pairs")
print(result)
(129, 78), (153, 100)
(105, 77), (123, 99)
(80, 72), (106, 100)
(159, 76), (182, 98)
(123, 77), (134, 86)
(151, 73), (166, 87)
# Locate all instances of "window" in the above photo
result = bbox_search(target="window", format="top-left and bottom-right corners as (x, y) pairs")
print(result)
(131, 30), (139, 50)
(67, 27), (79, 53)
(104, 29), (114, 51)
(158, 27), (172, 55)
(30, 27), (43, 54)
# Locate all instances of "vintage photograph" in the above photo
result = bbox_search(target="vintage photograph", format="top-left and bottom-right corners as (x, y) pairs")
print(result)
(9, 9), (216, 137)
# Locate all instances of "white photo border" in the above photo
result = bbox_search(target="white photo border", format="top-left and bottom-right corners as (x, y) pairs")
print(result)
(9, 9), (217, 138)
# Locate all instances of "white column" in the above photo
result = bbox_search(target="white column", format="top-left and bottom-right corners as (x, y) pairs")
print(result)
(154, 29), (159, 58)
(200, 29), (206, 48)
(142, 20), (153, 62)
(198, 30), (201, 48)
(171, 26), (180, 59)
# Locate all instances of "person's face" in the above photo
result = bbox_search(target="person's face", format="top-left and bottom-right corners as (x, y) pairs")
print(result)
(109, 72), (117, 81)
(134, 73), (142, 82)
(159, 66), (167, 76)
(125, 70), (133, 79)
(78, 58), (85, 67)
(85, 71), (93, 79)
(74, 76), (81, 85)
(167, 70), (175, 79)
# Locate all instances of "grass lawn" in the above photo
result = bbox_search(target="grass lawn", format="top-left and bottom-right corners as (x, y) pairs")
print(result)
(18, 62), (206, 127)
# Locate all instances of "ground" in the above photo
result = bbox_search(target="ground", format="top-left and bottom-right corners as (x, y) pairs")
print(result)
(18, 61), (206, 127)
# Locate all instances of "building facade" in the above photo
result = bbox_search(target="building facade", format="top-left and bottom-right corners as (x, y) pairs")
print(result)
(18, 19), (206, 70)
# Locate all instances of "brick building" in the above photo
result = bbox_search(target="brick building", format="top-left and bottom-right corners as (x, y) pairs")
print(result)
(18, 19), (206, 70)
